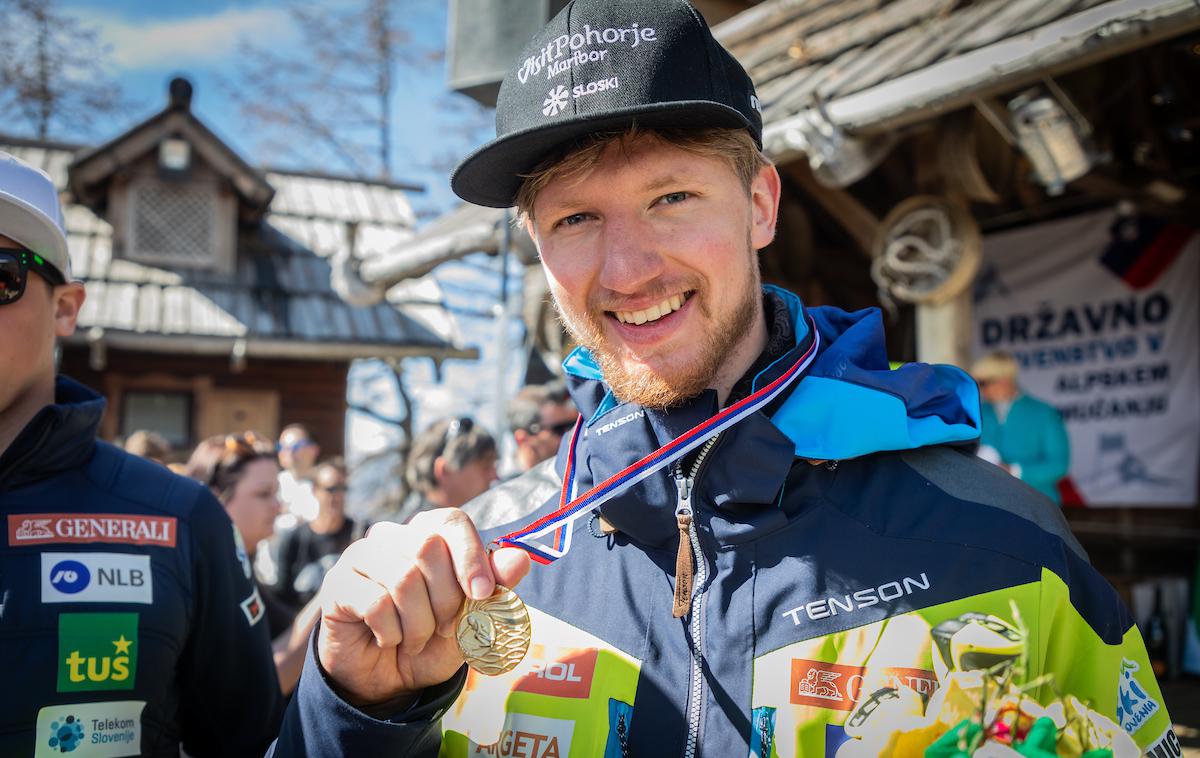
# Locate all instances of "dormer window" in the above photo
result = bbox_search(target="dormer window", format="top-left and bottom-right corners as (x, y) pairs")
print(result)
(127, 176), (222, 267)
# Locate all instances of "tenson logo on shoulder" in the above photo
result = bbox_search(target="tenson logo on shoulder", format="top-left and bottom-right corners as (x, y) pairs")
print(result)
(8, 514), (176, 547)
(592, 409), (645, 437)
(42, 553), (153, 604)
(518, 23), (656, 84)
(781, 573), (932, 625)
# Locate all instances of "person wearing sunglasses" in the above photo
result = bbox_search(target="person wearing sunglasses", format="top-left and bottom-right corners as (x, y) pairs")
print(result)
(0, 152), (282, 755)
(399, 416), (498, 522)
(272, 458), (358, 610)
(505, 380), (578, 476)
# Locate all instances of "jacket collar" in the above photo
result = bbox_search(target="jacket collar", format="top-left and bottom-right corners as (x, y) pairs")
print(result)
(556, 286), (980, 548)
(0, 376), (104, 494)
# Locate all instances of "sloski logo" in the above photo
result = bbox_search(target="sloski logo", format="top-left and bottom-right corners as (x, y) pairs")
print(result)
(543, 86), (569, 117)
(1116, 658), (1160, 734)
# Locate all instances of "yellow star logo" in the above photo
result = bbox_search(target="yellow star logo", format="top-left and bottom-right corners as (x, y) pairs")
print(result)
(112, 635), (133, 655)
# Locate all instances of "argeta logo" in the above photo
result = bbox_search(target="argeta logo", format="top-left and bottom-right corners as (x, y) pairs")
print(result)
(50, 559), (91, 594)
(468, 712), (574, 757)
(542, 85), (569, 117)
(58, 613), (138, 693)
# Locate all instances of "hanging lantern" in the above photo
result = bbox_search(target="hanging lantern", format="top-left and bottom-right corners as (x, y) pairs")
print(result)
(1008, 86), (1096, 196)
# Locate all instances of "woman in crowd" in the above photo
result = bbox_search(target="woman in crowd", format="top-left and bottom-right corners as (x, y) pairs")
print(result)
(185, 433), (321, 695)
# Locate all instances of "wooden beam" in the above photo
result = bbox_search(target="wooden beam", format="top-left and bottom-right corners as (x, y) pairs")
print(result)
(782, 161), (880, 259)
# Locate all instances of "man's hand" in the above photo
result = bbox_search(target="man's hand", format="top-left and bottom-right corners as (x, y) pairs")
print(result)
(315, 509), (531, 707)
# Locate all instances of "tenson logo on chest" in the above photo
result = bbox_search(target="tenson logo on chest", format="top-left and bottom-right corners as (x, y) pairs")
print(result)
(781, 573), (932, 625)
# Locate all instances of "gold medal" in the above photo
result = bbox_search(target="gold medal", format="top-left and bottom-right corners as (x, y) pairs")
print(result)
(455, 585), (531, 676)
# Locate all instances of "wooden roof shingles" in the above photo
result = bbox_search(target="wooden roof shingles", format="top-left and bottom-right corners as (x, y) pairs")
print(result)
(717, 0), (1200, 155)
(0, 139), (470, 360)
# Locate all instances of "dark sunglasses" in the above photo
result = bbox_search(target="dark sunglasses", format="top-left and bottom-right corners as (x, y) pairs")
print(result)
(0, 248), (66, 306)
(317, 484), (348, 494)
(525, 418), (576, 437)
(442, 416), (474, 453)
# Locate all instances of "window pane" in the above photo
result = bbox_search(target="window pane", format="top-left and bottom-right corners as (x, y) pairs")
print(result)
(122, 392), (191, 449)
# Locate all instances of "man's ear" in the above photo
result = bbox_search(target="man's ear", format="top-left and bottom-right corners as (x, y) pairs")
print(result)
(432, 455), (448, 485)
(513, 429), (531, 446)
(749, 164), (782, 251)
(53, 282), (86, 338)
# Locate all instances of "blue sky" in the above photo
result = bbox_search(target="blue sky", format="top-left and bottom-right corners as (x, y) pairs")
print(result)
(62, 0), (492, 214)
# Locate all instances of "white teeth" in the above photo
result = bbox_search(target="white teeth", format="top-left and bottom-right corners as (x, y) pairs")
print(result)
(615, 294), (687, 325)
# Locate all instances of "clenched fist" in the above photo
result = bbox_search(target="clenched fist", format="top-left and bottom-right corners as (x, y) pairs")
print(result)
(315, 508), (531, 706)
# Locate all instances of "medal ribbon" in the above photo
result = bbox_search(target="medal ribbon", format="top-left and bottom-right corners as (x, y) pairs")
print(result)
(493, 319), (821, 565)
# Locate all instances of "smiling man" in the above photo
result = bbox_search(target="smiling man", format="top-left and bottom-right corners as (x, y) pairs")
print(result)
(271, 2), (1175, 756)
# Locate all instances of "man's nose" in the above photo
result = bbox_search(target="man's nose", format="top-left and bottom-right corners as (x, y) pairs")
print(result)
(596, 216), (665, 294)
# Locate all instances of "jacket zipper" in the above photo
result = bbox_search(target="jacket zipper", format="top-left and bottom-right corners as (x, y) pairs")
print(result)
(673, 435), (719, 758)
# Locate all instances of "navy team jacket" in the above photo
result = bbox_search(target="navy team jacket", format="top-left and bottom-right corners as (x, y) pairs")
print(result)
(0, 377), (283, 756)
(271, 288), (1174, 758)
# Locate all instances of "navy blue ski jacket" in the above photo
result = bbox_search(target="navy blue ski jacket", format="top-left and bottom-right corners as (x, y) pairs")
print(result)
(0, 377), (283, 756)
(271, 288), (1174, 757)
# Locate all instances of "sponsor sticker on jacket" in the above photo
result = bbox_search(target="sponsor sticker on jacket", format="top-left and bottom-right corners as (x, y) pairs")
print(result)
(58, 613), (138, 693)
(35, 700), (145, 757)
(1116, 658), (1160, 734)
(41, 553), (153, 604)
(241, 586), (265, 626)
(468, 712), (574, 758)
(512, 648), (598, 699)
(9, 514), (176, 547)
(789, 659), (937, 711)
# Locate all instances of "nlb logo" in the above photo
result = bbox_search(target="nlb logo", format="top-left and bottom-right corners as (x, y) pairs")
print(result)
(35, 700), (145, 758)
(10, 513), (176, 547)
(513, 648), (598, 699)
(790, 659), (937, 711)
(42, 553), (153, 604)
(58, 613), (138, 693)
(471, 713), (574, 758)
(50, 560), (91, 594)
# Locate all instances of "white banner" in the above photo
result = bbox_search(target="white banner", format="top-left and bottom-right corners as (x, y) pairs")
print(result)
(972, 209), (1199, 507)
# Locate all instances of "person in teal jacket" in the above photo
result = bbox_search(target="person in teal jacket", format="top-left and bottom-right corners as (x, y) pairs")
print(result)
(971, 352), (1070, 504)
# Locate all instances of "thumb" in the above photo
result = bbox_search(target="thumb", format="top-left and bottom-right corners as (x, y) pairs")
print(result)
(490, 547), (532, 590)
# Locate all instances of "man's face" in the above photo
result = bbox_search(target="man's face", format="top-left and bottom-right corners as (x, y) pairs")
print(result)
(0, 233), (82, 415)
(528, 136), (779, 408)
(314, 465), (347, 518)
(278, 428), (318, 471)
(440, 451), (498, 509)
(524, 400), (577, 465)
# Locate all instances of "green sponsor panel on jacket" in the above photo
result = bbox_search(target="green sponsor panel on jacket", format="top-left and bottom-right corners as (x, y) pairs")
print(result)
(751, 573), (1171, 758)
(57, 613), (138, 693)
(440, 607), (641, 758)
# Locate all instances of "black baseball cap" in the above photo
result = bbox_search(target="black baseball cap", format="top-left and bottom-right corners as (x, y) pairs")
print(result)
(451, 0), (762, 209)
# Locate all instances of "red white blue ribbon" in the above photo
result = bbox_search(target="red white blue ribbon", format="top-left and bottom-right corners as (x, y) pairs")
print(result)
(493, 319), (821, 565)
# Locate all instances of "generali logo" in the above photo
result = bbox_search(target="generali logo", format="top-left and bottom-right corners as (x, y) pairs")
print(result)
(9, 514), (176, 548)
(790, 659), (938, 711)
(512, 648), (598, 699)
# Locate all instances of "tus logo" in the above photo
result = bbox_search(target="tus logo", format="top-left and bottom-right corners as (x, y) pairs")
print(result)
(58, 613), (138, 693)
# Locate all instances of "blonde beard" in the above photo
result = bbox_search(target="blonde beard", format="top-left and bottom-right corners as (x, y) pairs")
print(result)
(554, 260), (762, 410)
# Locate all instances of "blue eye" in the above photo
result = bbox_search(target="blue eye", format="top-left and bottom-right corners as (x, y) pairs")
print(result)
(557, 213), (591, 228)
(660, 192), (689, 205)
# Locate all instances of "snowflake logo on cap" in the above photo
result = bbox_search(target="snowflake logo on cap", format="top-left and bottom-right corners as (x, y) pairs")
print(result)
(542, 85), (569, 117)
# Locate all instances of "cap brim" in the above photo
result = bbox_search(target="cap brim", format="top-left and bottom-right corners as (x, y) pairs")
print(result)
(0, 189), (71, 279)
(451, 101), (755, 209)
